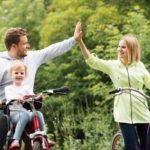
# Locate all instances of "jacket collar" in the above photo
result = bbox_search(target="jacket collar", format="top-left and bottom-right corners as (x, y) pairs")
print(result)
(118, 59), (137, 68)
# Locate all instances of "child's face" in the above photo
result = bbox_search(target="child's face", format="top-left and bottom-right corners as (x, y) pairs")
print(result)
(11, 67), (26, 85)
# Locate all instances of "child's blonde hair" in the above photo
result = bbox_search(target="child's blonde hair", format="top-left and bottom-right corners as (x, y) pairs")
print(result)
(9, 61), (27, 76)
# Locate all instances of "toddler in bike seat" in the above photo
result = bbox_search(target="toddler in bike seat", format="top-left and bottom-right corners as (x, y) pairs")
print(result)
(4, 61), (46, 148)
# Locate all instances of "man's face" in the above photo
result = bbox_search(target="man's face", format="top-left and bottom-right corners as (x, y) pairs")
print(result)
(16, 36), (29, 58)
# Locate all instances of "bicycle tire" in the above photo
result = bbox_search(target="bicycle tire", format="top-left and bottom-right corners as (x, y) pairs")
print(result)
(110, 131), (124, 150)
(33, 140), (44, 150)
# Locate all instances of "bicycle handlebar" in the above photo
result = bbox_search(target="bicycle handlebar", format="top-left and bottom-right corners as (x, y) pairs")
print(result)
(109, 87), (150, 99)
(7, 86), (69, 102)
(5, 99), (16, 106)
(0, 99), (16, 112)
(1, 86), (69, 111)
(109, 88), (122, 95)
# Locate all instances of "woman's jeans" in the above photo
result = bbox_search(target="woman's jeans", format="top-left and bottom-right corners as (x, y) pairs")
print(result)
(119, 123), (148, 150)
(10, 110), (45, 140)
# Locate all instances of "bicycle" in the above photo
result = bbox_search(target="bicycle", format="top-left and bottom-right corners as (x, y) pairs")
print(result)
(1, 86), (69, 150)
(109, 87), (150, 150)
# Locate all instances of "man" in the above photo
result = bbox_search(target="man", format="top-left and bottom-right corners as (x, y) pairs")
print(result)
(0, 22), (81, 148)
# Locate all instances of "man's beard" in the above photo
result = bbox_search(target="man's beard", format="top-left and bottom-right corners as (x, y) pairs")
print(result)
(17, 51), (27, 58)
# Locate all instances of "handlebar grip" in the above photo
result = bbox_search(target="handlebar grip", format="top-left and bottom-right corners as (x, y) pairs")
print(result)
(43, 86), (69, 95)
(109, 88), (121, 94)
(6, 99), (16, 105)
(53, 87), (69, 93)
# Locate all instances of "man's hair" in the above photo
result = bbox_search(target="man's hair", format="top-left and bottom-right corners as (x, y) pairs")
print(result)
(4, 27), (27, 50)
(119, 35), (141, 64)
(9, 61), (27, 76)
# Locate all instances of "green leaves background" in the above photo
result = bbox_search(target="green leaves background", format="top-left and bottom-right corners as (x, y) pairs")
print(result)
(1, 0), (150, 149)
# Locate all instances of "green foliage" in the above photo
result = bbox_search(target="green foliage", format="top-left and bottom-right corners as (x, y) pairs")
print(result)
(1, 0), (150, 149)
(36, 0), (150, 149)
(0, 0), (45, 50)
(40, 1), (94, 47)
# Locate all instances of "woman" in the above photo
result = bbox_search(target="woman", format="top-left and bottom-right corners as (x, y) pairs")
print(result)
(78, 24), (150, 150)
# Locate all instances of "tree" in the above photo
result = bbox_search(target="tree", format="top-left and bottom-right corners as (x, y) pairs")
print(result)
(0, 0), (45, 50)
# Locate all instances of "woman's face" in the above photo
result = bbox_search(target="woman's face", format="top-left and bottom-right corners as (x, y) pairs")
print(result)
(117, 40), (128, 64)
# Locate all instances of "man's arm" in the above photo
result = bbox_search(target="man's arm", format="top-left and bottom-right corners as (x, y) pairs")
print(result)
(28, 22), (82, 67)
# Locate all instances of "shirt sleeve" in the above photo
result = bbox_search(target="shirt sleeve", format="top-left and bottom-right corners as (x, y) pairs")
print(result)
(0, 60), (6, 83)
(141, 63), (150, 89)
(26, 86), (34, 95)
(85, 53), (113, 75)
(0, 70), (3, 83)
(5, 86), (13, 102)
(28, 37), (76, 67)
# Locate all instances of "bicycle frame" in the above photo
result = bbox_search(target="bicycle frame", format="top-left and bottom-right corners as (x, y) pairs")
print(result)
(22, 113), (49, 150)
(4, 97), (50, 150)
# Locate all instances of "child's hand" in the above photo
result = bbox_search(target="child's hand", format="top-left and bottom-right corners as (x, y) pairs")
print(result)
(23, 95), (35, 99)
(16, 97), (23, 103)
(0, 100), (3, 107)
(36, 93), (44, 101)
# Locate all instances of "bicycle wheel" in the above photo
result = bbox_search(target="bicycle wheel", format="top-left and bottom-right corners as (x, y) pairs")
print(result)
(110, 131), (124, 150)
(33, 140), (44, 150)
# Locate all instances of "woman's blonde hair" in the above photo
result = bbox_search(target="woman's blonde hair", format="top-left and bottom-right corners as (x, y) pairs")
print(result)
(9, 61), (27, 76)
(119, 35), (141, 64)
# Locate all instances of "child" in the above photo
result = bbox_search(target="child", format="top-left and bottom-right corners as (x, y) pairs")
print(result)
(5, 61), (45, 147)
